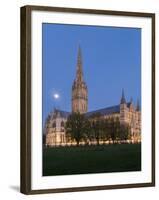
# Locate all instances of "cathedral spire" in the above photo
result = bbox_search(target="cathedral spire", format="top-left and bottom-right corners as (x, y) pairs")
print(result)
(136, 99), (140, 111)
(76, 45), (83, 82)
(120, 89), (126, 104)
(72, 45), (88, 113)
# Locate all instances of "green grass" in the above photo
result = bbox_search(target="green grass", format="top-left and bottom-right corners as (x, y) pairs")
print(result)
(43, 143), (141, 176)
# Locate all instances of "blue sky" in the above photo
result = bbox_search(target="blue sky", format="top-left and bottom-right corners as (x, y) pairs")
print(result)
(42, 23), (141, 124)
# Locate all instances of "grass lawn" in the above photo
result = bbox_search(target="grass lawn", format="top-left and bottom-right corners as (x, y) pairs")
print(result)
(43, 143), (141, 176)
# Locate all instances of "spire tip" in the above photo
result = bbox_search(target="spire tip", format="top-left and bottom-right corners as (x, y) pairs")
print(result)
(121, 88), (126, 104)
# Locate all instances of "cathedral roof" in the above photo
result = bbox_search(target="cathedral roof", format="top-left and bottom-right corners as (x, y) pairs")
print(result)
(59, 110), (70, 118)
(52, 109), (70, 118)
(50, 102), (137, 119)
(86, 105), (120, 117)
(86, 102), (133, 117)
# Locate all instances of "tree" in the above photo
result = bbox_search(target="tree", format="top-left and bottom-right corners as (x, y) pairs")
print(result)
(82, 118), (92, 145)
(42, 134), (46, 146)
(109, 117), (116, 144)
(89, 113), (102, 145)
(114, 117), (121, 143)
(65, 112), (86, 146)
(119, 124), (131, 142)
(99, 119), (106, 144)
(102, 118), (112, 143)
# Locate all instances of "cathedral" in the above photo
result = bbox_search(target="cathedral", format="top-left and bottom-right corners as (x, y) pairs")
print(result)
(44, 47), (141, 146)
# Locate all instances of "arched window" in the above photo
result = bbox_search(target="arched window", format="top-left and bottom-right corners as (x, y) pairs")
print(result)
(52, 122), (56, 128)
(61, 121), (64, 127)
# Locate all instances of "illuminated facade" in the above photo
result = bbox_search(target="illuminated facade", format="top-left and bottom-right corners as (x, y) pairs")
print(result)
(45, 47), (141, 146)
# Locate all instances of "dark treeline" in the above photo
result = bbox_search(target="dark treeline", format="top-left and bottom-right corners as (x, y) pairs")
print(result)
(65, 112), (131, 146)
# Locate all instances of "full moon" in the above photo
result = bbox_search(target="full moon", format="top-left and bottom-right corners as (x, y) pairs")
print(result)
(53, 93), (60, 99)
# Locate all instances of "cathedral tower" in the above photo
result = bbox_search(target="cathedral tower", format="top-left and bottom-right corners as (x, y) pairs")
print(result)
(72, 46), (88, 113)
(120, 89), (127, 124)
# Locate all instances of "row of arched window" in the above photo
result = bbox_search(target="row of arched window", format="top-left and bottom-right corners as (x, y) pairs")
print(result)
(52, 121), (65, 128)
(74, 103), (87, 111)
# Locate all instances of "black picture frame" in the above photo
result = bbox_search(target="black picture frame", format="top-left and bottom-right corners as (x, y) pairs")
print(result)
(20, 5), (155, 194)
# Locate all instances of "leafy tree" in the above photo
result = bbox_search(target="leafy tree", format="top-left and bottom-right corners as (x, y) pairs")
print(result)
(65, 111), (131, 146)
(65, 112), (86, 146)
(114, 117), (121, 143)
(43, 134), (46, 146)
(103, 118), (112, 143)
(82, 118), (92, 145)
(99, 119), (106, 143)
(89, 113), (102, 145)
(119, 124), (131, 142)
(109, 117), (116, 144)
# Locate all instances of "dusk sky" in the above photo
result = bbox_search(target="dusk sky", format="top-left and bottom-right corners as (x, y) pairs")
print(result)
(42, 23), (141, 125)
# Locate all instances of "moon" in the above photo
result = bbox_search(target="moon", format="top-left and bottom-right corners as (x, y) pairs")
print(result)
(53, 93), (60, 99)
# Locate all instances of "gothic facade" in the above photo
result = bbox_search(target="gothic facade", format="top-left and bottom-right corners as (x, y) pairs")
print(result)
(72, 46), (88, 114)
(45, 47), (141, 146)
